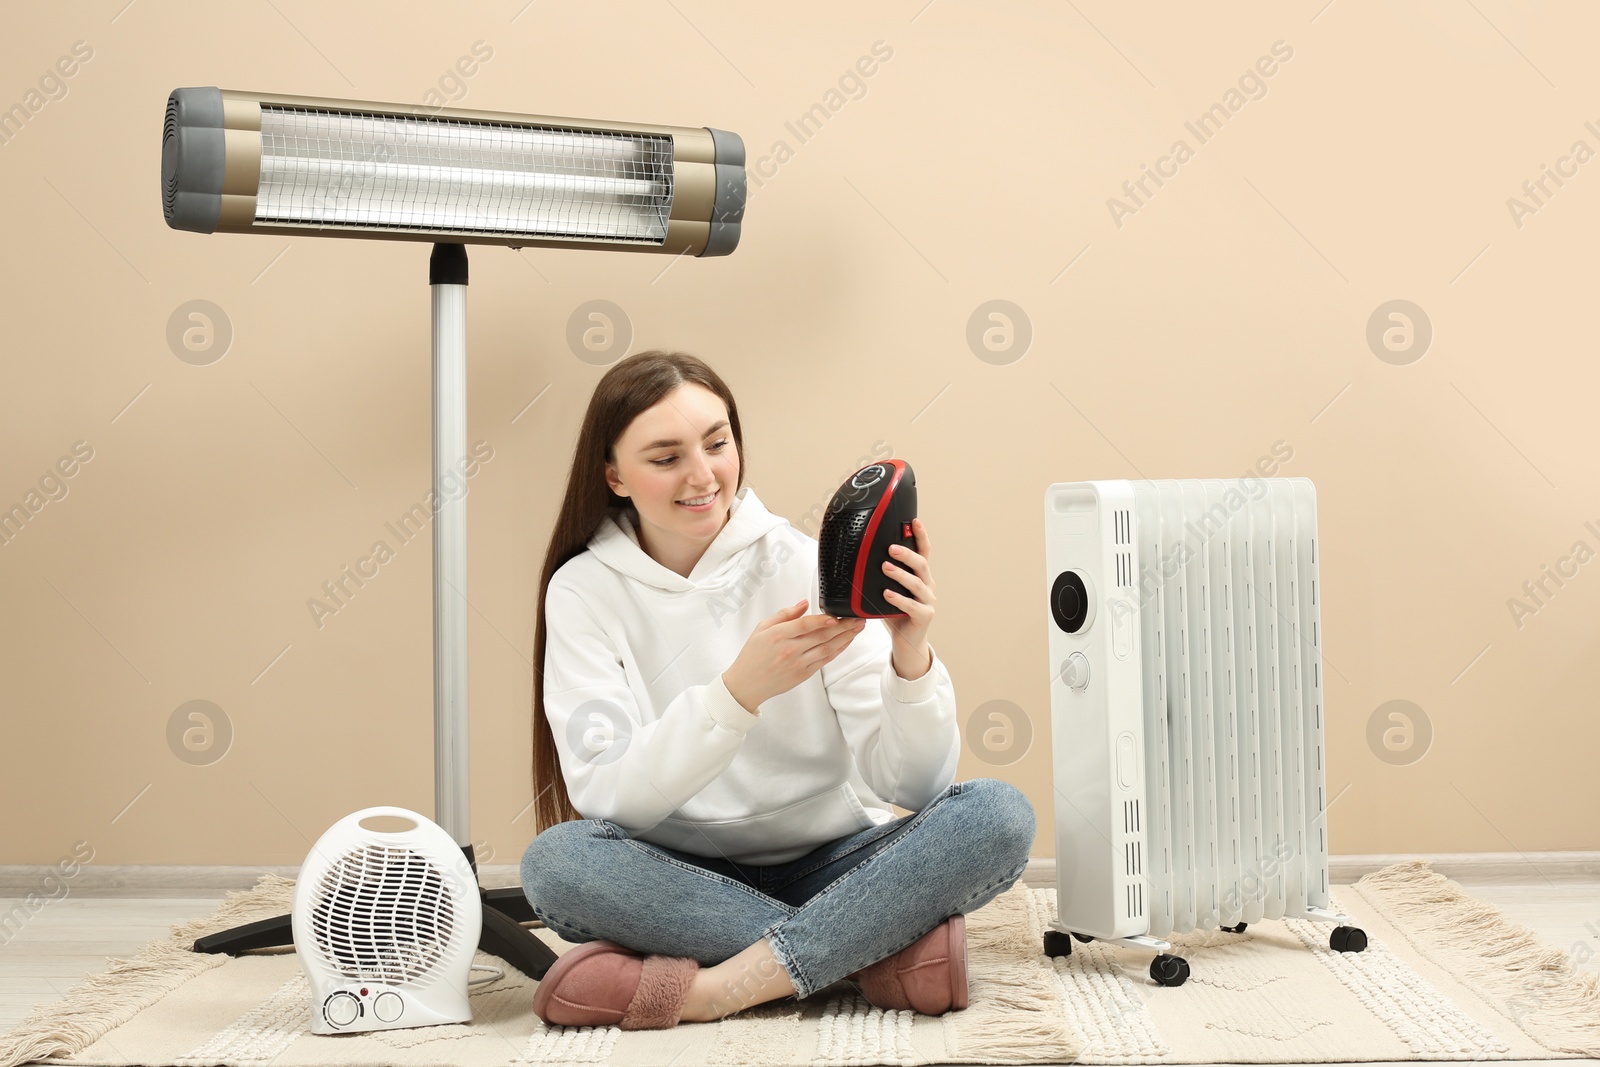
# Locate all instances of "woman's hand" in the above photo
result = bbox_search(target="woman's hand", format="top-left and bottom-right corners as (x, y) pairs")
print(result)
(881, 517), (936, 680)
(722, 600), (866, 714)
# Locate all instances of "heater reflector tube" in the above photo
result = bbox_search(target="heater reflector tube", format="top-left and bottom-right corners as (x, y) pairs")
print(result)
(257, 108), (673, 242)
(162, 87), (744, 256)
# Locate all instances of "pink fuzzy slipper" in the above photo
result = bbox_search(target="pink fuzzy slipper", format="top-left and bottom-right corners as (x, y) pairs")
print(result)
(848, 914), (969, 1015)
(532, 940), (700, 1030)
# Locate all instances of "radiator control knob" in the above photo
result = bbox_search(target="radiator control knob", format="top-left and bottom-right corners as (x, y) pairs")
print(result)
(1061, 652), (1090, 691)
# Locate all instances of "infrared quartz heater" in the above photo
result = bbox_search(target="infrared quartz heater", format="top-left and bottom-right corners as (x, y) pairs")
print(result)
(169, 86), (746, 980)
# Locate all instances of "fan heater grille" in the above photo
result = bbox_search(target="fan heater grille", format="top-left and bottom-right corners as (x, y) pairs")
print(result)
(308, 845), (456, 986)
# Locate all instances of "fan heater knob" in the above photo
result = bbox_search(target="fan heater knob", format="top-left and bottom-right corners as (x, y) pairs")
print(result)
(374, 991), (404, 1022)
(324, 991), (361, 1027)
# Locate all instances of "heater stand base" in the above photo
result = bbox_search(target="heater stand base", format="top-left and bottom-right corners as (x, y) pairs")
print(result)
(1041, 912), (1367, 987)
(1100, 933), (1172, 951)
(1303, 905), (1354, 924)
(192, 845), (560, 980)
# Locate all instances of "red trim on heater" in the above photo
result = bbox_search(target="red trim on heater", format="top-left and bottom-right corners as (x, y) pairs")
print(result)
(850, 460), (906, 618)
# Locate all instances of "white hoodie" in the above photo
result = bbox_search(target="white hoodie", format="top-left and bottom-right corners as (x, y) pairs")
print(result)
(541, 485), (961, 866)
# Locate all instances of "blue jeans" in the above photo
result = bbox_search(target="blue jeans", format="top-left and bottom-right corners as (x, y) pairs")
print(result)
(519, 777), (1035, 1000)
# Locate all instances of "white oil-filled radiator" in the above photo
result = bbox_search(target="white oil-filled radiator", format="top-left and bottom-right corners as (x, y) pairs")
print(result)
(1042, 478), (1367, 986)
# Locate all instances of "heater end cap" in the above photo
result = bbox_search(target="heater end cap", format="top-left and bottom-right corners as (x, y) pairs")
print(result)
(701, 127), (746, 256)
(162, 87), (225, 234)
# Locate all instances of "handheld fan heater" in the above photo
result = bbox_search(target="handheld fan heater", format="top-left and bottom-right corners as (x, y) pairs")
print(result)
(818, 460), (918, 618)
(1039, 477), (1367, 987)
(174, 87), (746, 983)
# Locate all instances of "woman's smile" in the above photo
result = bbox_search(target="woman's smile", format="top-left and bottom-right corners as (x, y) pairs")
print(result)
(676, 488), (719, 512)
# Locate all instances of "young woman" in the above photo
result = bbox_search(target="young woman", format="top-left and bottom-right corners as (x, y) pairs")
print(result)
(520, 350), (1035, 1030)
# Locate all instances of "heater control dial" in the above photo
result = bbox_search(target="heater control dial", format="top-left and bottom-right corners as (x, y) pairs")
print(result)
(324, 992), (361, 1028)
(373, 992), (404, 1023)
(1061, 652), (1090, 691)
(850, 465), (887, 490)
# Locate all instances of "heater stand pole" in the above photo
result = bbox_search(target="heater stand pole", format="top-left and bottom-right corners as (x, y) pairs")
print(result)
(431, 242), (558, 979)
(430, 242), (471, 848)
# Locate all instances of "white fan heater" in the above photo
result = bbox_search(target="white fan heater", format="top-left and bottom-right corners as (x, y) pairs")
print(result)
(1042, 478), (1367, 986)
(292, 807), (482, 1033)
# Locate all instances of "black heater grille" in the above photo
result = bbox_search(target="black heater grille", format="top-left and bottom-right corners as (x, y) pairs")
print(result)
(818, 507), (872, 600)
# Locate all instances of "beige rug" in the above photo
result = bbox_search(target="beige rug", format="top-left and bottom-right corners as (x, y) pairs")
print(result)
(2, 861), (1597, 1066)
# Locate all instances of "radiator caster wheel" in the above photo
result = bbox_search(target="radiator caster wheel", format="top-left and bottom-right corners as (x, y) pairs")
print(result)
(1221, 922), (1248, 933)
(1150, 953), (1189, 986)
(1330, 925), (1368, 953)
(1072, 932), (1094, 943)
(1043, 930), (1074, 958)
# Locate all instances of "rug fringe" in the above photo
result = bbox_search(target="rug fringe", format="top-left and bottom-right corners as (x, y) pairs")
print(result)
(955, 968), (1079, 1060)
(947, 884), (1081, 1063)
(0, 874), (298, 1067)
(1355, 859), (1600, 1057)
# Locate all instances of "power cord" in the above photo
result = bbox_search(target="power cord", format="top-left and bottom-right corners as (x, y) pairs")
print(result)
(468, 963), (504, 987)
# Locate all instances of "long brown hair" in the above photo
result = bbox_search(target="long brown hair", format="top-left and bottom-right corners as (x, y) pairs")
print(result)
(530, 350), (746, 838)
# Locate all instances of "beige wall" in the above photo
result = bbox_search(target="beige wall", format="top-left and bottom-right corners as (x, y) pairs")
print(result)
(2, 1), (1595, 868)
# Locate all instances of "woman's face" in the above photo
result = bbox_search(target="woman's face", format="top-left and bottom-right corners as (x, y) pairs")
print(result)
(604, 383), (740, 570)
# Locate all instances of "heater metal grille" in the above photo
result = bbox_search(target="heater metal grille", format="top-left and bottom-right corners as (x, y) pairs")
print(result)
(256, 107), (674, 241)
(307, 844), (456, 986)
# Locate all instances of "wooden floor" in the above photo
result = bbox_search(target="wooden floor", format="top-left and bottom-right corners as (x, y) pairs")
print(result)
(1, 857), (1596, 1064)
